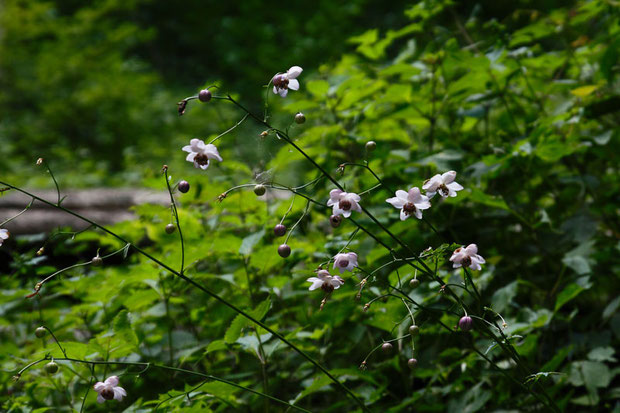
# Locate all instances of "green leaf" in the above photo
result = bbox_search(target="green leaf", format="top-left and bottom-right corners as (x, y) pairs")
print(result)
(224, 298), (271, 344)
(239, 228), (265, 256)
(554, 283), (584, 312)
(306, 80), (329, 97)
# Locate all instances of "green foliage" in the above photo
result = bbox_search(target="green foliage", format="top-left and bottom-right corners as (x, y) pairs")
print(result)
(1, 0), (619, 412)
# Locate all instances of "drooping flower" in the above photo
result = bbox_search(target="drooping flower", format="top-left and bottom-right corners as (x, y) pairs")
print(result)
(327, 189), (361, 218)
(182, 139), (222, 170)
(450, 244), (485, 271)
(0, 229), (9, 247)
(386, 187), (431, 220)
(333, 252), (358, 273)
(272, 66), (303, 98)
(93, 376), (126, 404)
(307, 269), (344, 293)
(422, 171), (463, 198)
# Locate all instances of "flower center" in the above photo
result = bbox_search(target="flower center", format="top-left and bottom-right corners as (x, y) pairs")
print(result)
(321, 282), (334, 293)
(101, 388), (115, 400)
(403, 202), (417, 215)
(340, 200), (352, 211)
(273, 75), (289, 89)
(438, 184), (449, 197)
(194, 153), (210, 166)
(339, 259), (349, 268)
(461, 256), (471, 268)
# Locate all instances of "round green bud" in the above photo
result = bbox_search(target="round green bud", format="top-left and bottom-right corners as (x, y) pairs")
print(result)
(254, 184), (266, 196)
(45, 361), (59, 374)
(365, 141), (377, 151)
(165, 224), (176, 234)
(35, 327), (47, 338)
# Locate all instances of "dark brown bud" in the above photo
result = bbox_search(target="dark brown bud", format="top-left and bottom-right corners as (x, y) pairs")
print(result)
(274, 224), (286, 237)
(330, 215), (342, 228)
(409, 325), (420, 336)
(91, 256), (103, 266)
(365, 141), (376, 151)
(177, 100), (187, 116)
(254, 184), (266, 196)
(35, 326), (47, 338)
(165, 224), (176, 234)
(381, 342), (393, 354)
(278, 244), (291, 258)
(409, 279), (420, 289)
(294, 112), (306, 124)
(198, 89), (212, 102)
(178, 180), (190, 193)
(407, 358), (418, 369)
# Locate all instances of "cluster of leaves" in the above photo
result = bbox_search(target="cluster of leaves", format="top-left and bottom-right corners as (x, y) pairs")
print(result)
(1, 0), (619, 411)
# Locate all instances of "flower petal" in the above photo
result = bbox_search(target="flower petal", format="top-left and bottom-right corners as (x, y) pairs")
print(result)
(395, 190), (409, 200)
(386, 197), (406, 208)
(414, 208), (423, 219)
(286, 66), (303, 79)
(288, 79), (299, 90)
(399, 209), (409, 221)
(97, 394), (105, 403)
(113, 386), (127, 401)
(181, 145), (193, 153)
(447, 182), (463, 191)
(329, 189), (343, 200)
(94, 382), (106, 392)
(273, 86), (279, 95)
(105, 376), (119, 387)
(441, 171), (457, 184)
(278, 89), (288, 98)
(186, 152), (197, 162)
(407, 187), (423, 202)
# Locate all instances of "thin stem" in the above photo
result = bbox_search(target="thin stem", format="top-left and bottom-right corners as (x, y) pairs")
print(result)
(164, 168), (186, 274)
(208, 113), (249, 144)
(41, 326), (67, 357)
(41, 159), (62, 205)
(284, 200), (311, 244)
(1, 197), (35, 227)
(1, 182), (368, 412)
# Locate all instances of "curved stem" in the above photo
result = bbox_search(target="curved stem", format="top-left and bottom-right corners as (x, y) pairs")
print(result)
(164, 168), (186, 274)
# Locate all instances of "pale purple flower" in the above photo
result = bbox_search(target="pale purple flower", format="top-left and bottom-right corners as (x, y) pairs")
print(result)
(307, 269), (344, 293)
(333, 252), (358, 273)
(0, 229), (8, 247)
(272, 66), (303, 98)
(422, 171), (463, 198)
(386, 187), (431, 220)
(182, 138), (222, 170)
(327, 189), (361, 218)
(450, 244), (485, 271)
(93, 376), (126, 403)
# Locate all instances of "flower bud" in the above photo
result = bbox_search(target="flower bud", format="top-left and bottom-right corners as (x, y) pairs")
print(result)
(294, 112), (306, 124)
(381, 342), (393, 354)
(458, 315), (473, 331)
(407, 358), (418, 369)
(36, 158), (44, 165)
(45, 361), (59, 374)
(365, 141), (376, 151)
(329, 215), (342, 228)
(35, 326), (47, 338)
(91, 255), (103, 266)
(274, 224), (286, 237)
(409, 279), (420, 289)
(409, 325), (420, 336)
(36, 247), (45, 256)
(165, 224), (176, 234)
(198, 89), (212, 102)
(278, 244), (291, 258)
(178, 180), (190, 193)
(253, 184), (266, 196)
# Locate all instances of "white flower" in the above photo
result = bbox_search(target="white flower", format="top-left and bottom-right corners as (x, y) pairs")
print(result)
(182, 138), (222, 170)
(386, 187), (431, 220)
(307, 269), (344, 293)
(422, 171), (463, 198)
(0, 229), (9, 247)
(272, 66), (303, 98)
(93, 376), (126, 403)
(333, 252), (358, 273)
(450, 244), (485, 271)
(327, 189), (361, 218)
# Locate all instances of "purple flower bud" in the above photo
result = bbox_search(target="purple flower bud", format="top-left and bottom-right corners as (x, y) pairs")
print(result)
(365, 141), (376, 151)
(458, 316), (473, 331)
(198, 89), (212, 102)
(409, 325), (420, 336)
(165, 224), (176, 234)
(178, 180), (190, 193)
(381, 342), (393, 354)
(274, 224), (286, 237)
(278, 244), (291, 258)
(407, 358), (418, 369)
